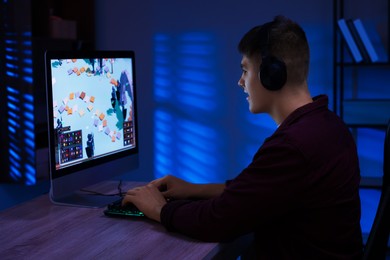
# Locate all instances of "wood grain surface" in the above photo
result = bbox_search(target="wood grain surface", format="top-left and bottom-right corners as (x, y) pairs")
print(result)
(0, 182), (231, 260)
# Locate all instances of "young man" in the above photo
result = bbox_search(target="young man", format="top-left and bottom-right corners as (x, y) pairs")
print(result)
(123, 15), (363, 259)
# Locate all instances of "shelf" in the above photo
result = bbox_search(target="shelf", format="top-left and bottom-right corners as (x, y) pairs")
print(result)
(336, 61), (390, 67)
(342, 99), (390, 127)
(360, 176), (384, 187)
(333, 0), (390, 129)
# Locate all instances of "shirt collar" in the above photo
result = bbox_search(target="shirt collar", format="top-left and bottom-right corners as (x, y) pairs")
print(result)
(278, 94), (329, 129)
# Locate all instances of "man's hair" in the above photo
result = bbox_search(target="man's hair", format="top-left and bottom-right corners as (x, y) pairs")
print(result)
(238, 15), (310, 85)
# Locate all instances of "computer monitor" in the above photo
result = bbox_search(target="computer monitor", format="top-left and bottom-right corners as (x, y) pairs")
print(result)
(45, 50), (139, 208)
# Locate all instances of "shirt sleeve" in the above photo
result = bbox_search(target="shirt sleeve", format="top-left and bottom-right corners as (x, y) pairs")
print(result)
(160, 138), (308, 242)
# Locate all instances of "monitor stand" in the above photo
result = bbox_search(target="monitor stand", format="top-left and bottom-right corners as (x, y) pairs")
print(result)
(50, 189), (121, 208)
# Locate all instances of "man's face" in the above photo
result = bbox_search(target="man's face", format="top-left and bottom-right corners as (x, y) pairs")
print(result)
(238, 55), (272, 114)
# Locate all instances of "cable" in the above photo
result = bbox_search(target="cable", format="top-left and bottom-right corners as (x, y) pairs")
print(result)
(79, 180), (125, 197)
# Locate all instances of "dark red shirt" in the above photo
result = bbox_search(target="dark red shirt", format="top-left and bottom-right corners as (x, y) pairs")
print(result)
(161, 95), (363, 259)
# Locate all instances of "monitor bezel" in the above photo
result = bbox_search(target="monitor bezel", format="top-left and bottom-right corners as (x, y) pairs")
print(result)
(45, 50), (139, 207)
(45, 50), (138, 180)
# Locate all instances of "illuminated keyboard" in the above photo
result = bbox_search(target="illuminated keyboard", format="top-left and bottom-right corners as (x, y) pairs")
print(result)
(104, 198), (145, 218)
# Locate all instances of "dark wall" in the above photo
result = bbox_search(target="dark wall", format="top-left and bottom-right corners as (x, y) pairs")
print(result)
(0, 0), (388, 209)
(95, 0), (388, 183)
(95, 0), (334, 182)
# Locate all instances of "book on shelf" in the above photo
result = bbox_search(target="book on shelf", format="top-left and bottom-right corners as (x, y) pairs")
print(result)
(337, 18), (363, 63)
(349, 19), (379, 63)
(358, 20), (388, 62)
(346, 19), (371, 63)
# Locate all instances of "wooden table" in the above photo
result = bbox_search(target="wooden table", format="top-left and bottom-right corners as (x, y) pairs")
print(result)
(0, 181), (251, 259)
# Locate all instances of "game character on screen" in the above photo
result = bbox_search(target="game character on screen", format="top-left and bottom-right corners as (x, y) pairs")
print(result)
(85, 133), (95, 158)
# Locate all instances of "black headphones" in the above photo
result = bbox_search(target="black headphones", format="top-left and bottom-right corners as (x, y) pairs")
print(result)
(258, 22), (287, 91)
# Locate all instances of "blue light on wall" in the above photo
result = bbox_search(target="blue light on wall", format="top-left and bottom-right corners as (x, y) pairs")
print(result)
(2, 0), (36, 185)
(4, 24), (36, 185)
(151, 26), (386, 186)
(153, 32), (228, 183)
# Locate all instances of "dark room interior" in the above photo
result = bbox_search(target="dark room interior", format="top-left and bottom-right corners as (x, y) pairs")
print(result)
(1, 0), (389, 258)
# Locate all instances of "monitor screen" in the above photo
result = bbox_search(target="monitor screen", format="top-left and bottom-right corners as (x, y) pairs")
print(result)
(45, 50), (139, 207)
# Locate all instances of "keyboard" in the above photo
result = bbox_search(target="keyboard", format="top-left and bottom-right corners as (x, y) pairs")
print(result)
(104, 198), (145, 218)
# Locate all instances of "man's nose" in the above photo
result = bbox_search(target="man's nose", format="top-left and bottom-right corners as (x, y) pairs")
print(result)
(238, 79), (244, 89)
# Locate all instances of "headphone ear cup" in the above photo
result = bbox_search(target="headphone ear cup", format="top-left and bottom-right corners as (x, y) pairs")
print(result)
(260, 56), (287, 91)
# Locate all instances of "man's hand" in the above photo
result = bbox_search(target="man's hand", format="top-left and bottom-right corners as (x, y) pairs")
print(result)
(150, 175), (197, 200)
(151, 175), (225, 200)
(122, 183), (167, 222)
